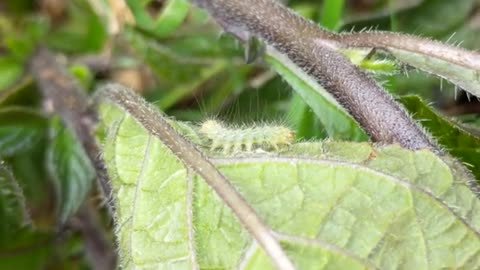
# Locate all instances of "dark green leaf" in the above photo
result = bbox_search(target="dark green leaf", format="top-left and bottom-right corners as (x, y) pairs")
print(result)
(7, 143), (53, 224)
(47, 118), (95, 223)
(319, 0), (345, 30)
(47, 0), (107, 53)
(0, 107), (47, 157)
(0, 229), (52, 270)
(0, 163), (29, 245)
(1, 16), (47, 60)
(126, 0), (191, 38)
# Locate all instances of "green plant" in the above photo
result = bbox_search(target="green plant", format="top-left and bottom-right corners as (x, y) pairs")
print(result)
(1, 0), (480, 269)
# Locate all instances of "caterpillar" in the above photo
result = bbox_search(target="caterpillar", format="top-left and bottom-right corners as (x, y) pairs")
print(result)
(199, 120), (295, 154)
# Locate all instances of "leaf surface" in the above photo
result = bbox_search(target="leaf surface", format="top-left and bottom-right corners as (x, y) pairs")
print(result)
(98, 91), (480, 269)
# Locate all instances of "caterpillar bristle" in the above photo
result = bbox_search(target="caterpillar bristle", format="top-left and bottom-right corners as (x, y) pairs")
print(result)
(198, 120), (295, 154)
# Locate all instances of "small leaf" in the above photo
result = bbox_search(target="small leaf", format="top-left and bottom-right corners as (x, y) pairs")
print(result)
(0, 57), (23, 91)
(0, 107), (47, 157)
(126, 0), (191, 38)
(47, 0), (107, 53)
(266, 48), (368, 141)
(47, 118), (95, 223)
(0, 76), (37, 106)
(340, 48), (398, 76)
(0, 162), (29, 245)
(68, 64), (93, 90)
(152, 0), (191, 37)
(1, 16), (48, 61)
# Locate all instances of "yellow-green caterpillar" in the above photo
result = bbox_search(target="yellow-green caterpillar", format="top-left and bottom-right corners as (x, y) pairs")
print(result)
(199, 120), (295, 154)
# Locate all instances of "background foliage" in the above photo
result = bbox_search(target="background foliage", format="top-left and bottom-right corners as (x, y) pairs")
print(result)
(1, 0), (480, 269)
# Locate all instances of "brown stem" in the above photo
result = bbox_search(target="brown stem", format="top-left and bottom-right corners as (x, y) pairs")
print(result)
(100, 84), (296, 270)
(71, 205), (117, 270)
(190, 0), (439, 152)
(29, 48), (114, 211)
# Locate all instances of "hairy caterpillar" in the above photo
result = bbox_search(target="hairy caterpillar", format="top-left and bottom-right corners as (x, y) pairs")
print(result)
(199, 120), (295, 154)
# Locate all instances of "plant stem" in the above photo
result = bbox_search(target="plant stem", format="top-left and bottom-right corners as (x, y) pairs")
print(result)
(72, 205), (117, 270)
(190, 0), (439, 152)
(29, 48), (114, 211)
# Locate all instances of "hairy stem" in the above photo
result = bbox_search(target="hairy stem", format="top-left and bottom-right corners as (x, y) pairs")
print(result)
(336, 31), (480, 71)
(29, 48), (114, 211)
(190, 0), (439, 152)
(100, 84), (296, 270)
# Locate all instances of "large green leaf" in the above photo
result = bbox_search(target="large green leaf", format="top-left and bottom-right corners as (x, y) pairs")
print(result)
(47, 118), (95, 223)
(0, 107), (47, 157)
(98, 90), (480, 269)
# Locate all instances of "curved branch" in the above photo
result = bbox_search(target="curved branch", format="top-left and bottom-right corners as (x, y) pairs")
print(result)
(190, 0), (439, 152)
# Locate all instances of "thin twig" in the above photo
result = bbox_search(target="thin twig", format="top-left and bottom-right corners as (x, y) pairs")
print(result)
(190, 0), (439, 152)
(29, 48), (114, 211)
(100, 84), (296, 270)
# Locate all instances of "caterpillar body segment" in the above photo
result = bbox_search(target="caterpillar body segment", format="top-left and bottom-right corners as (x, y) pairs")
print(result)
(199, 120), (295, 154)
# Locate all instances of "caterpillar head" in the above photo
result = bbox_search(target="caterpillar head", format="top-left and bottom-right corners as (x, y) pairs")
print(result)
(200, 119), (224, 135)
